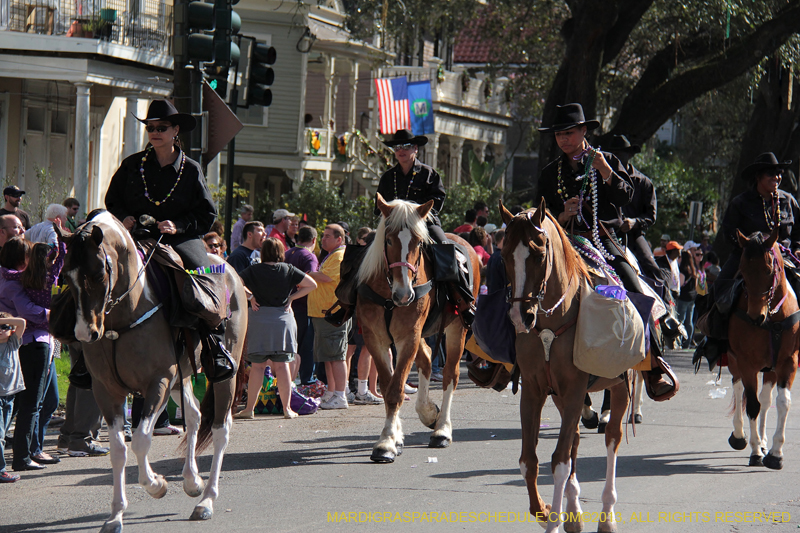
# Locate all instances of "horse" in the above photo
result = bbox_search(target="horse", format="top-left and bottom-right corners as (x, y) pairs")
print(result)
(356, 195), (480, 463)
(727, 226), (799, 469)
(500, 199), (632, 533)
(55, 210), (247, 533)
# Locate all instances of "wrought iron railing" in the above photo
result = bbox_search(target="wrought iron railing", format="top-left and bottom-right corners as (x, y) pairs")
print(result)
(2, 0), (172, 56)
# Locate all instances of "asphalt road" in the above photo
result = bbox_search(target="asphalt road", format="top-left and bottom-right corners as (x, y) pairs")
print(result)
(1, 350), (798, 533)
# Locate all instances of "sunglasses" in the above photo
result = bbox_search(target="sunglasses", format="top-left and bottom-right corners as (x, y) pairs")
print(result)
(394, 143), (416, 151)
(208, 243), (221, 249)
(145, 125), (173, 133)
(0, 324), (15, 332)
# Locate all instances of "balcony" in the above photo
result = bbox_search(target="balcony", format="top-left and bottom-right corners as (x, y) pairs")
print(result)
(1, 0), (173, 56)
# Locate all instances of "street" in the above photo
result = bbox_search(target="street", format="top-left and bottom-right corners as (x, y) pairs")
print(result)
(1, 349), (798, 533)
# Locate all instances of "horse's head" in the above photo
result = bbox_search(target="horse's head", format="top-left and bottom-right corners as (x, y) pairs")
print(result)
(371, 193), (433, 307)
(500, 197), (551, 334)
(737, 224), (781, 325)
(56, 212), (132, 343)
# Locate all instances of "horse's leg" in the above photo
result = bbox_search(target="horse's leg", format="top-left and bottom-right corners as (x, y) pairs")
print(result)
(546, 389), (583, 533)
(131, 380), (171, 499)
(429, 323), (464, 448)
(764, 355), (797, 470)
(364, 327), (404, 463)
(414, 339), (438, 430)
(518, 367), (550, 526)
(741, 370), (765, 466)
(94, 384), (128, 533)
(192, 378), (234, 521)
(728, 358), (748, 450)
(563, 428), (584, 533)
(757, 372), (776, 454)
(597, 378), (629, 533)
(172, 379), (204, 498)
(580, 393), (598, 429)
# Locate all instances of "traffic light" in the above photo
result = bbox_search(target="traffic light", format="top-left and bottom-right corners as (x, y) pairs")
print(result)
(184, 1), (215, 63)
(212, 0), (241, 68)
(246, 43), (276, 107)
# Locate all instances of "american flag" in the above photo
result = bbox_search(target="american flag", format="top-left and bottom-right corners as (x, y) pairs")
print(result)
(375, 76), (409, 134)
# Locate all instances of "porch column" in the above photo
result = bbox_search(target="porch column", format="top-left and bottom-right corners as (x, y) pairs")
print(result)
(472, 140), (488, 163)
(348, 60), (359, 132)
(123, 91), (141, 158)
(425, 133), (440, 169)
(323, 55), (337, 153)
(73, 82), (91, 211)
(449, 136), (464, 185)
(492, 143), (506, 188)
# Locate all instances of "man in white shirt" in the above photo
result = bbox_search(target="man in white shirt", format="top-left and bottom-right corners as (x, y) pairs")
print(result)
(26, 204), (67, 244)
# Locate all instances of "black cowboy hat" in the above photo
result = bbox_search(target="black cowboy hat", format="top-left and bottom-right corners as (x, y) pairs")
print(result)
(607, 134), (641, 154)
(382, 129), (428, 147)
(741, 152), (792, 183)
(133, 99), (196, 132)
(538, 103), (600, 133)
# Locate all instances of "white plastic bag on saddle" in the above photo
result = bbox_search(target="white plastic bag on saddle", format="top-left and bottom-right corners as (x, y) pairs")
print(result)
(573, 280), (646, 379)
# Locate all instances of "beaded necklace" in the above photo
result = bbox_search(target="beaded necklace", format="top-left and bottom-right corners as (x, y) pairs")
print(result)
(394, 165), (417, 200)
(140, 146), (186, 206)
(762, 193), (781, 229)
(556, 150), (595, 224)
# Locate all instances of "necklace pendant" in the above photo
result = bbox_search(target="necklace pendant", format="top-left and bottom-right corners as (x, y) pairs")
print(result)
(155, 201), (161, 206)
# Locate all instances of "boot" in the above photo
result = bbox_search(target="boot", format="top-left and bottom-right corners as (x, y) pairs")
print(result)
(68, 350), (92, 390)
(431, 244), (476, 328)
(326, 245), (365, 326)
(448, 283), (476, 327)
(324, 301), (354, 327)
(200, 322), (235, 384)
(692, 337), (725, 373)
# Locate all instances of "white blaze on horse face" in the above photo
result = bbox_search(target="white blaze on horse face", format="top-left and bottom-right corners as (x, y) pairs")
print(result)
(68, 268), (96, 343)
(510, 241), (531, 333)
(393, 228), (414, 305)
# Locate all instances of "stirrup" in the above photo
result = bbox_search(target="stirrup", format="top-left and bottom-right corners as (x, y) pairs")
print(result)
(324, 301), (353, 327)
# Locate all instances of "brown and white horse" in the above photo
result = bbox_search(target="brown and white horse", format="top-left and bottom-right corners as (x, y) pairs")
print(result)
(501, 199), (631, 533)
(357, 195), (480, 463)
(56, 210), (247, 533)
(728, 227), (798, 469)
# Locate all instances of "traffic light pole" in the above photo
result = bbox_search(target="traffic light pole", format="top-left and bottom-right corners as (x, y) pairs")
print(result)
(223, 34), (242, 250)
(190, 64), (204, 163)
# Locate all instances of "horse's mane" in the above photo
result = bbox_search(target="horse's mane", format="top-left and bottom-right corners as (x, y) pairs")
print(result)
(543, 210), (590, 283)
(742, 231), (774, 260)
(357, 199), (433, 284)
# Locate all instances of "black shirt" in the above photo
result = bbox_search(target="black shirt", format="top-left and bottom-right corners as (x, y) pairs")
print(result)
(240, 263), (306, 307)
(620, 164), (657, 239)
(105, 148), (216, 247)
(375, 159), (446, 225)
(721, 187), (800, 257)
(0, 208), (31, 230)
(537, 151), (633, 232)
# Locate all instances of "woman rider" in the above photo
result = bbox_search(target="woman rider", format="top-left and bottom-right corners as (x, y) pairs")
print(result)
(695, 152), (800, 370)
(105, 100), (234, 383)
(329, 129), (475, 326)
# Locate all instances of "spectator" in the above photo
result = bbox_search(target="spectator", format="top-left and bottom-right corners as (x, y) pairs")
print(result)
(476, 215), (488, 228)
(308, 224), (351, 409)
(0, 215), (24, 250)
(230, 204), (253, 251)
(700, 231), (713, 254)
(269, 209), (295, 249)
(677, 250), (699, 349)
(285, 226), (319, 385)
(704, 251), (721, 286)
(336, 221), (351, 244)
(203, 232), (225, 257)
(235, 238), (316, 419)
(453, 209), (477, 233)
(286, 216), (299, 249)
(656, 241), (682, 298)
(26, 204), (67, 245)
(209, 221), (227, 257)
(653, 233), (670, 257)
(474, 201), (489, 220)
(468, 226), (492, 266)
(62, 198), (81, 232)
(227, 221), (265, 274)
(0, 186), (31, 230)
(0, 312), (26, 483)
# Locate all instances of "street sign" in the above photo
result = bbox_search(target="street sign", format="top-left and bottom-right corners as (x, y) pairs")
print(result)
(689, 201), (703, 225)
(202, 79), (243, 164)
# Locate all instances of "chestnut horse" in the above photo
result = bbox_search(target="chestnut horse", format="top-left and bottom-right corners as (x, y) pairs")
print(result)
(56, 210), (247, 532)
(357, 195), (480, 463)
(500, 199), (632, 533)
(727, 226), (799, 469)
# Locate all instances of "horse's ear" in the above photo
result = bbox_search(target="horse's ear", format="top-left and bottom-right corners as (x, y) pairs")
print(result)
(53, 223), (72, 244)
(500, 200), (513, 225)
(416, 199), (434, 221)
(532, 197), (546, 228)
(91, 225), (104, 246)
(376, 193), (393, 219)
(736, 229), (748, 249)
(765, 222), (780, 249)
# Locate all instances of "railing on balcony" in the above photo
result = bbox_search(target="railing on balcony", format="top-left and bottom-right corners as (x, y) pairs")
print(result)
(2, 0), (172, 56)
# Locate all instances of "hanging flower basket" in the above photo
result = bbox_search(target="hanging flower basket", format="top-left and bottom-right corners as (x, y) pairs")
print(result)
(460, 71), (471, 93)
(436, 64), (446, 84)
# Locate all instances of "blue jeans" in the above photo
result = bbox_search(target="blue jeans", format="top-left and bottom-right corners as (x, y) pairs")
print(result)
(0, 395), (14, 473)
(676, 299), (696, 348)
(31, 358), (58, 456)
(12, 341), (49, 467)
(298, 316), (316, 384)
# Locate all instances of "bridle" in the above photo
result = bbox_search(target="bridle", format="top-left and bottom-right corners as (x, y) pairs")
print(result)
(383, 234), (423, 291)
(744, 247), (787, 318)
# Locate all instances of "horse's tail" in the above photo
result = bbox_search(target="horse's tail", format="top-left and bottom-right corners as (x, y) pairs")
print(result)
(195, 382), (216, 453)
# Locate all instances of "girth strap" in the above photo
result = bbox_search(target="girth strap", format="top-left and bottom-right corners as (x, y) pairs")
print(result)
(733, 307), (800, 370)
(106, 303), (164, 396)
(535, 315), (579, 396)
(358, 281), (433, 345)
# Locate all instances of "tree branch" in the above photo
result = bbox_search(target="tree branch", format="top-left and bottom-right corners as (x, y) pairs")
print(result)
(601, 0), (655, 67)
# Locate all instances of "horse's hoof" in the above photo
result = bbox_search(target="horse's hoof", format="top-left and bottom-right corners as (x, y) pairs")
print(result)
(728, 433), (747, 450)
(183, 478), (204, 498)
(429, 435), (451, 448)
(190, 505), (213, 521)
(396, 442), (403, 456)
(581, 411), (599, 430)
(597, 422), (607, 434)
(99, 521), (123, 533)
(763, 453), (783, 470)
(748, 454), (764, 467)
(148, 476), (168, 499)
(564, 519), (585, 533)
(425, 405), (441, 430)
(629, 413), (643, 424)
(370, 448), (396, 463)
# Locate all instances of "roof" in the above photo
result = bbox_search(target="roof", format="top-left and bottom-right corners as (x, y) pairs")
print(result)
(453, 22), (495, 64)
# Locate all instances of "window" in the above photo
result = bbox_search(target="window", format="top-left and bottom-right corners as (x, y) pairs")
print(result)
(27, 107), (45, 131)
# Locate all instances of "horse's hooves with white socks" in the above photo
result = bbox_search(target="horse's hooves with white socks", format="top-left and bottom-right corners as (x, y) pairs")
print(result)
(424, 404), (440, 430)
(748, 454), (764, 467)
(564, 518), (584, 532)
(597, 519), (618, 533)
(190, 505), (213, 521)
(370, 448), (396, 463)
(728, 433), (747, 450)
(183, 477), (204, 498)
(429, 435), (451, 448)
(100, 521), (123, 533)
(763, 453), (783, 470)
(146, 475), (168, 499)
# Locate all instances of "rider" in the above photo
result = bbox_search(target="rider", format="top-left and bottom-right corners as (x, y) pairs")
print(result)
(536, 103), (674, 397)
(329, 129), (475, 327)
(105, 99), (234, 383)
(694, 152), (800, 370)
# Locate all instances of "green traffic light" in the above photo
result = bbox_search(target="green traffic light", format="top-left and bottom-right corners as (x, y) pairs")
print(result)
(209, 79), (218, 90)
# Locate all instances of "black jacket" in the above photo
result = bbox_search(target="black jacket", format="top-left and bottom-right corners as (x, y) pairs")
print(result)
(620, 164), (657, 239)
(721, 187), (800, 260)
(375, 159), (445, 226)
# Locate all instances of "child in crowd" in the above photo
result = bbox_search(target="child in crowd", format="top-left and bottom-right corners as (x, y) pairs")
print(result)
(0, 312), (27, 483)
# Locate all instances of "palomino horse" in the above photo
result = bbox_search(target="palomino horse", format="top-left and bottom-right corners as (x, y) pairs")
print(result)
(56, 210), (247, 532)
(727, 226), (799, 469)
(501, 199), (632, 533)
(357, 195), (480, 463)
